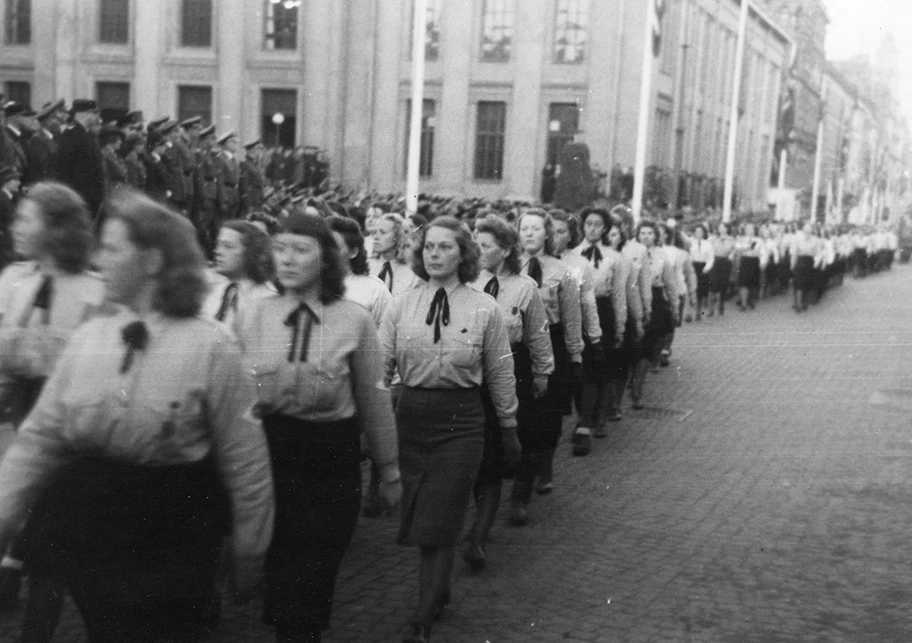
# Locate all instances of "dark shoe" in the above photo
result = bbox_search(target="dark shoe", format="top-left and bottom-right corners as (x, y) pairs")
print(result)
(659, 350), (670, 367)
(571, 431), (591, 456)
(401, 622), (431, 643)
(631, 396), (644, 410)
(463, 538), (487, 571)
(0, 568), (21, 613)
(606, 410), (622, 422)
(362, 492), (384, 518)
(507, 502), (529, 527)
(594, 424), (608, 438)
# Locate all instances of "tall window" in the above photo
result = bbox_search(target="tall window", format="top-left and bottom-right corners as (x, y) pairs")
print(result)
(264, 0), (298, 50)
(5, 0), (30, 44)
(181, 0), (212, 47)
(96, 82), (130, 124)
(480, 0), (513, 63)
(404, 99), (436, 177)
(178, 85), (212, 125)
(545, 102), (580, 168)
(553, 0), (588, 64)
(99, 0), (129, 44)
(410, 0), (441, 61)
(261, 89), (297, 148)
(653, 109), (672, 166)
(474, 101), (506, 181)
(4, 81), (30, 107)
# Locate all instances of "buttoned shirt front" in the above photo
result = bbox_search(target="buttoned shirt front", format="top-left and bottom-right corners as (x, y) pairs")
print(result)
(379, 282), (518, 427)
(558, 250), (602, 344)
(570, 243), (628, 342)
(202, 273), (276, 339)
(519, 253), (584, 363)
(0, 309), (275, 563)
(367, 256), (422, 296)
(622, 240), (652, 324)
(344, 273), (392, 328)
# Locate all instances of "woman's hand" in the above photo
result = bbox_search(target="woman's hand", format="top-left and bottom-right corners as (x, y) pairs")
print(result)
(533, 375), (549, 399)
(379, 470), (403, 509)
(501, 427), (522, 467)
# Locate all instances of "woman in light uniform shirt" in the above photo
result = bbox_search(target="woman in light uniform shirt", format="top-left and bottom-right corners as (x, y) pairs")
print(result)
(709, 221), (736, 316)
(380, 216), (519, 643)
(0, 182), (104, 638)
(467, 214), (553, 571)
(513, 208), (582, 524)
(688, 223), (713, 320)
(203, 220), (276, 336)
(368, 211), (421, 295)
(242, 212), (401, 643)
(0, 190), (275, 642)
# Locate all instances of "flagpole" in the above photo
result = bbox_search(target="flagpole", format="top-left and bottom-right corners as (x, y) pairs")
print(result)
(722, 0), (749, 224)
(405, 0), (427, 216)
(632, 1), (658, 224)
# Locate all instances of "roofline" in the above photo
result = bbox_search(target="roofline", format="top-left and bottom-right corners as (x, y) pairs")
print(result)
(739, 0), (794, 48)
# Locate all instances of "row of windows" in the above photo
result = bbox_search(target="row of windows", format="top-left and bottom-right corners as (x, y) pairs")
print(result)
(3, 0), (300, 49)
(4, 0), (587, 64)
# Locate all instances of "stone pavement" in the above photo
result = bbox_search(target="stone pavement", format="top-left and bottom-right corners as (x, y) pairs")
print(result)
(3, 266), (912, 642)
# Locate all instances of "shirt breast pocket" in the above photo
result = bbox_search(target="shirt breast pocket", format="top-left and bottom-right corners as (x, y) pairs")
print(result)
(250, 362), (282, 409)
(448, 330), (483, 369)
(503, 310), (523, 345)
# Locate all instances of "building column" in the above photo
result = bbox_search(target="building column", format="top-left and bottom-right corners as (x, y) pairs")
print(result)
(367, 0), (404, 191)
(53, 1), (80, 100)
(435, 0), (472, 193)
(134, 0), (164, 116)
(217, 0), (245, 135)
(31, 0), (56, 103)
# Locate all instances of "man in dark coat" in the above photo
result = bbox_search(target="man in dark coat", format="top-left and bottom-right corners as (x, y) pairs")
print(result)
(214, 131), (241, 221)
(25, 99), (64, 184)
(553, 138), (594, 212)
(55, 99), (104, 217)
(239, 139), (266, 214)
(0, 166), (20, 269)
(192, 125), (220, 256)
(1, 102), (30, 179)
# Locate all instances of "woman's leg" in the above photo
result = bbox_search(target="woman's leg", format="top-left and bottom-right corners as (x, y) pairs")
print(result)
(413, 546), (454, 626)
(466, 481), (501, 568)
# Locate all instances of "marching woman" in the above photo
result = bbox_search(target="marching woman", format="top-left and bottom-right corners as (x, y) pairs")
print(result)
(368, 211), (421, 295)
(379, 216), (520, 643)
(570, 208), (627, 454)
(0, 182), (105, 641)
(791, 222), (820, 313)
(327, 215), (392, 328)
(689, 223), (714, 320)
(0, 189), (275, 642)
(709, 221), (735, 316)
(735, 223), (761, 312)
(203, 220), (276, 337)
(512, 208), (582, 521)
(466, 214), (553, 570)
(659, 224), (694, 367)
(630, 221), (679, 409)
(242, 211), (401, 643)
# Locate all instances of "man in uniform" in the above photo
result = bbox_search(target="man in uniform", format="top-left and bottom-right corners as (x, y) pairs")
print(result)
(2, 102), (31, 178)
(0, 166), (20, 269)
(56, 99), (104, 217)
(25, 99), (64, 183)
(192, 125), (220, 256)
(240, 139), (266, 214)
(215, 131), (241, 221)
(159, 120), (188, 214)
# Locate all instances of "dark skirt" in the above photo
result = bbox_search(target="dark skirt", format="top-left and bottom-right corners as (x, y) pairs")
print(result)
(793, 255), (815, 291)
(778, 253), (792, 287)
(738, 255), (761, 289)
(710, 256), (733, 294)
(545, 323), (573, 416)
(397, 387), (484, 547)
(262, 414), (362, 633)
(693, 262), (710, 300)
(478, 343), (534, 484)
(593, 295), (623, 380)
(641, 286), (673, 361)
(619, 317), (641, 373)
(28, 454), (229, 642)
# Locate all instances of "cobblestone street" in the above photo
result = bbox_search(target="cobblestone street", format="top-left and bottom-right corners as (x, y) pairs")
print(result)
(3, 266), (912, 642)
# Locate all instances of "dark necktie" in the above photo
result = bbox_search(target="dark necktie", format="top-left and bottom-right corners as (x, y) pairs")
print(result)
(484, 275), (499, 299)
(425, 288), (450, 343)
(581, 244), (603, 268)
(33, 274), (53, 325)
(285, 303), (315, 362)
(378, 261), (393, 292)
(215, 282), (239, 322)
(120, 321), (149, 374)
(526, 257), (543, 288)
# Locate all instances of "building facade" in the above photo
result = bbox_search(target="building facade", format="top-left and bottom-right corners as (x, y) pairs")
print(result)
(1, 0), (789, 208)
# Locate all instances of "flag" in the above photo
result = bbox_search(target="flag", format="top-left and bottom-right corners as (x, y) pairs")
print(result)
(651, 0), (667, 57)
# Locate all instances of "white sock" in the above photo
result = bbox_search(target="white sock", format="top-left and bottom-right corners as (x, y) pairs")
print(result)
(575, 427), (591, 436)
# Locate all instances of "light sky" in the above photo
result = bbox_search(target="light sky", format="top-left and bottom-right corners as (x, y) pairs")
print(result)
(824, 0), (912, 123)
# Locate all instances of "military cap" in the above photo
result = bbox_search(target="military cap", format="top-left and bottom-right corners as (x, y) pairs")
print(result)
(199, 124), (216, 139)
(180, 116), (202, 129)
(37, 99), (66, 121)
(217, 131), (237, 145)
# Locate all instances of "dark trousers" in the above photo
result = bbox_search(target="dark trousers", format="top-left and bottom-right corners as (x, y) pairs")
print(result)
(263, 414), (362, 636)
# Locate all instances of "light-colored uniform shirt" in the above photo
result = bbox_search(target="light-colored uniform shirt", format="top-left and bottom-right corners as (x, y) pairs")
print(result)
(367, 256), (422, 296)
(241, 295), (399, 469)
(571, 242), (628, 343)
(665, 245), (695, 302)
(344, 274), (392, 328)
(202, 273), (275, 339)
(379, 282), (518, 428)
(622, 240), (652, 324)
(0, 309), (275, 564)
(711, 235), (736, 259)
(689, 239), (715, 271)
(646, 247), (680, 310)
(470, 270), (554, 378)
(0, 262), (105, 379)
(557, 250), (602, 344)
(519, 253), (584, 363)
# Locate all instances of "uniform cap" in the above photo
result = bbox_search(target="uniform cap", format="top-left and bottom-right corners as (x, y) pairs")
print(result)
(217, 131), (237, 145)
(180, 116), (202, 129)
(199, 124), (216, 139)
(158, 119), (179, 136)
(37, 99), (66, 121)
(0, 166), (20, 185)
(146, 116), (169, 132)
(243, 139), (262, 150)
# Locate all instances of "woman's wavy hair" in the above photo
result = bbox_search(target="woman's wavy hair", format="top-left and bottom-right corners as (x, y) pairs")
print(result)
(23, 182), (93, 274)
(376, 212), (410, 264)
(474, 214), (521, 275)
(516, 207), (556, 256)
(104, 189), (207, 317)
(635, 219), (660, 245)
(411, 216), (480, 284)
(327, 215), (369, 276)
(220, 220), (275, 285)
(692, 223), (708, 239)
(275, 210), (346, 302)
(550, 208), (583, 249)
(578, 207), (613, 245)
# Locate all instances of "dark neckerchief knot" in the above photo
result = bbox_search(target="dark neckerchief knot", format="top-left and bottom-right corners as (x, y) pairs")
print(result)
(215, 282), (240, 322)
(378, 261), (393, 292)
(526, 256), (543, 288)
(120, 321), (149, 374)
(581, 244), (603, 269)
(484, 275), (499, 299)
(425, 287), (450, 343)
(284, 302), (316, 362)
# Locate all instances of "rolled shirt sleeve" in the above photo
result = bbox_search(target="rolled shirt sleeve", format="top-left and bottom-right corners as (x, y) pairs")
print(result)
(611, 258), (629, 343)
(481, 303), (518, 428)
(557, 269), (584, 363)
(520, 283), (555, 379)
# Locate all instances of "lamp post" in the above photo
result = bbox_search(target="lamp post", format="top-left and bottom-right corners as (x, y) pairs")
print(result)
(271, 112), (285, 148)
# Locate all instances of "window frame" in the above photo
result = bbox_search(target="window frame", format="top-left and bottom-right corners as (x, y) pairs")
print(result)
(479, 0), (513, 64)
(180, 0), (212, 48)
(263, 0), (299, 51)
(177, 84), (213, 125)
(473, 101), (507, 181)
(4, 0), (31, 45)
(552, 0), (588, 65)
(98, 0), (130, 45)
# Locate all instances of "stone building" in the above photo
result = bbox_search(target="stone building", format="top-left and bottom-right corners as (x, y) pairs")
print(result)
(1, 0), (789, 206)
